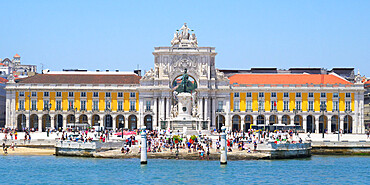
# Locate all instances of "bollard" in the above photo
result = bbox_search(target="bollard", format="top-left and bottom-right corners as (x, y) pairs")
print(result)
(220, 126), (227, 165)
(140, 126), (147, 164)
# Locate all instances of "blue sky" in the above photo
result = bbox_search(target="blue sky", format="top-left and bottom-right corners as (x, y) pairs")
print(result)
(1, 1), (370, 76)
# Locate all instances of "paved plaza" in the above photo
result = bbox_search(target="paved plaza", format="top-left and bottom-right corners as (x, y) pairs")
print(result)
(1, 132), (369, 142)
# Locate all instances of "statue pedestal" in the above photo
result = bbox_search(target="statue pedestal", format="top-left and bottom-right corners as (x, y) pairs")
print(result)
(177, 92), (192, 120)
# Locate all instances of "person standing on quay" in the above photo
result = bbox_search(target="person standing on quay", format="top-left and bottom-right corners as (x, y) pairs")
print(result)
(253, 141), (257, 151)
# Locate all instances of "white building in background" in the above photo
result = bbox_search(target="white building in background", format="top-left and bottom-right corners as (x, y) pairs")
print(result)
(0, 54), (37, 79)
(4, 24), (366, 133)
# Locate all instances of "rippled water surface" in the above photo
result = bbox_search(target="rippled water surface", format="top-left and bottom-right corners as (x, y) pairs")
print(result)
(0, 155), (369, 184)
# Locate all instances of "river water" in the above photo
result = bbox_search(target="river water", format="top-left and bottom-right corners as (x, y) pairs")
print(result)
(0, 155), (369, 184)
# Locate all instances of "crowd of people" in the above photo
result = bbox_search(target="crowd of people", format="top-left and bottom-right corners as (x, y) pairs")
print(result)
(3, 126), (370, 158)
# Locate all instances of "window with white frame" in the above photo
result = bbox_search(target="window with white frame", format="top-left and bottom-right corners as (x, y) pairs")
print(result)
(308, 101), (314, 111)
(283, 101), (289, 111)
(56, 92), (62, 97)
(296, 92), (301, 98)
(43, 100), (50, 110)
(68, 92), (74, 97)
(295, 101), (301, 110)
(217, 101), (223, 111)
(234, 92), (240, 98)
(31, 92), (37, 97)
(44, 92), (49, 97)
(145, 101), (151, 111)
(106, 92), (111, 98)
(68, 100), (74, 110)
(56, 100), (62, 110)
(19, 100), (25, 110)
(271, 101), (277, 110)
(80, 100), (86, 110)
(283, 92), (289, 98)
(246, 92), (252, 97)
(271, 92), (276, 98)
(321, 92), (326, 98)
(117, 101), (123, 111)
(234, 101), (240, 111)
(130, 100), (136, 111)
(19, 91), (25, 97)
(130, 92), (136, 98)
(258, 100), (264, 111)
(333, 93), (339, 98)
(31, 100), (37, 110)
(118, 92), (123, 97)
(258, 92), (264, 98)
(320, 101), (326, 110)
(105, 100), (111, 110)
(345, 101), (351, 111)
(333, 101), (339, 111)
(345, 93), (351, 98)
(81, 92), (86, 97)
(93, 92), (99, 97)
(308, 92), (314, 98)
(246, 101), (252, 111)
(93, 101), (99, 111)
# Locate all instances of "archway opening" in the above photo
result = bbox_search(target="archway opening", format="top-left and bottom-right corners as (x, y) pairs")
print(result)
(331, 115), (339, 133)
(294, 115), (303, 128)
(257, 115), (265, 125)
(79, 115), (88, 124)
(319, 115), (328, 133)
(144, 115), (153, 130)
(17, 114), (26, 131)
(344, 115), (352, 133)
(306, 115), (315, 133)
(42, 114), (51, 132)
(30, 114), (38, 131)
(116, 115), (125, 129)
(92, 115), (100, 127)
(172, 73), (198, 92)
(232, 115), (241, 131)
(216, 115), (225, 131)
(269, 115), (277, 125)
(54, 114), (63, 130)
(282, 115), (290, 125)
(104, 115), (113, 129)
(244, 115), (253, 132)
(128, 115), (137, 130)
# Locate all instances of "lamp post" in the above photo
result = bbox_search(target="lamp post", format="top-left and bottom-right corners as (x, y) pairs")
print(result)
(320, 103), (326, 138)
(258, 100), (264, 131)
(105, 108), (111, 131)
(338, 94), (340, 141)
(345, 110), (351, 134)
(73, 107), (77, 133)
(28, 87), (31, 131)
(46, 103), (52, 132)
(121, 119), (124, 138)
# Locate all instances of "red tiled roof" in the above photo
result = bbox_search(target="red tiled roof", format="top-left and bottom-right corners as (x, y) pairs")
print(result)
(228, 74), (352, 85)
(365, 80), (370, 88)
(0, 77), (8, 83)
(0, 63), (7, 66)
(14, 54), (20, 58)
(17, 74), (141, 84)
